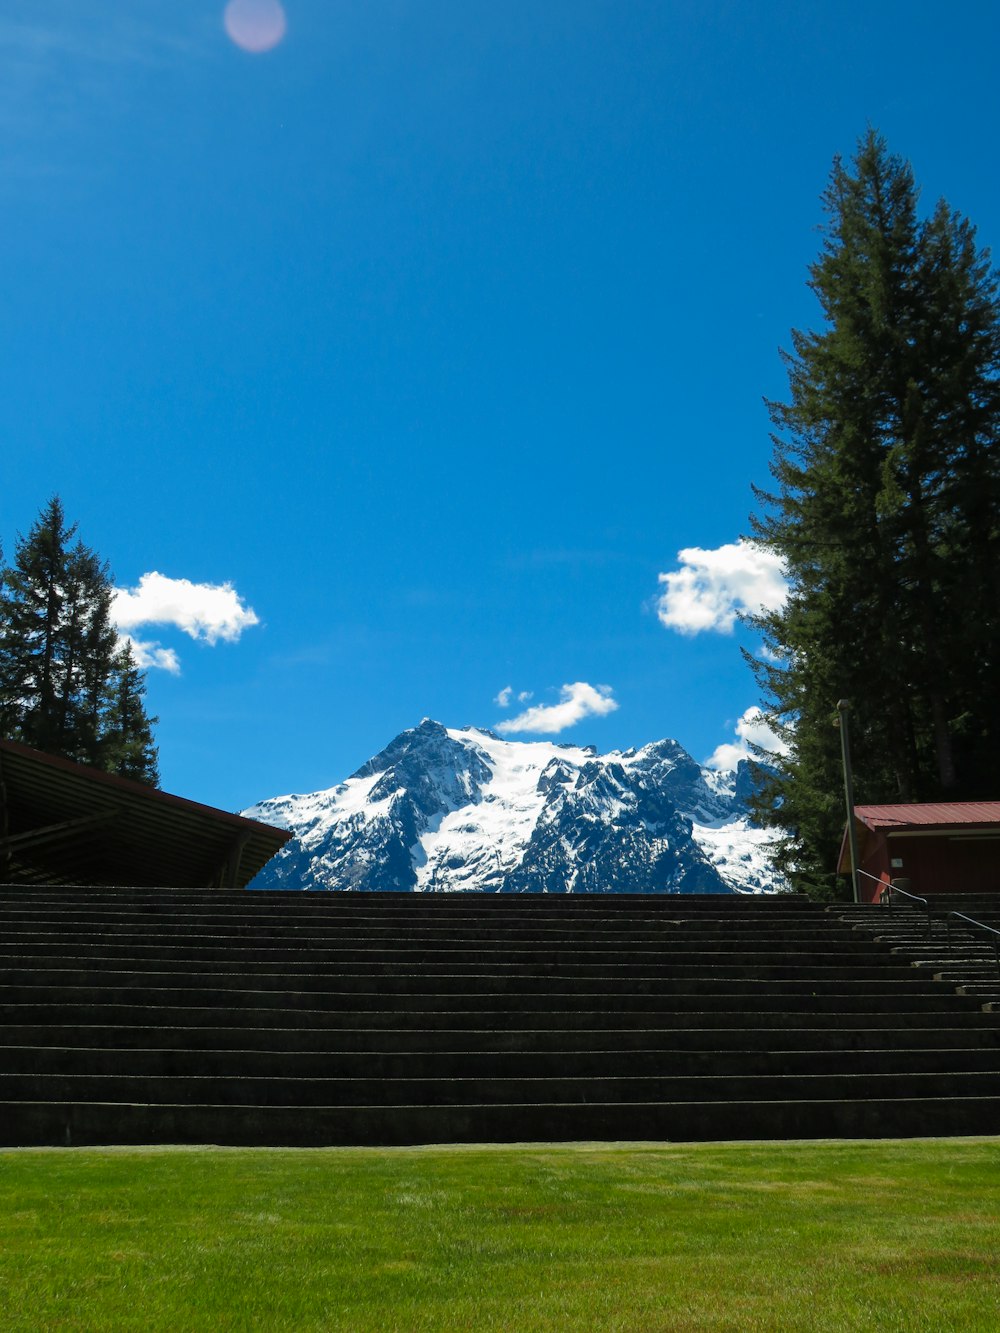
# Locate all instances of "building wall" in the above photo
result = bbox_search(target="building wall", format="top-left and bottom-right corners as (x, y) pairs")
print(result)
(882, 835), (1000, 897)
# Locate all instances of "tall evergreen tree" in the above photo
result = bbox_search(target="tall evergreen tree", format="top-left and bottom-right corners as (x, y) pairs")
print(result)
(102, 641), (160, 785)
(0, 497), (73, 754)
(0, 498), (160, 786)
(749, 131), (1000, 896)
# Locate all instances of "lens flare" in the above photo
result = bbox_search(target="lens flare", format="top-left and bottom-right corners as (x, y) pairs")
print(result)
(224, 0), (287, 54)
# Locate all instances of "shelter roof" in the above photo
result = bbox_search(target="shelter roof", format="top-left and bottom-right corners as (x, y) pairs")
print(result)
(0, 738), (291, 888)
(853, 802), (1000, 829)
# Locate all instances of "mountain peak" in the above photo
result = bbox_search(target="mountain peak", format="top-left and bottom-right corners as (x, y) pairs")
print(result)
(245, 721), (783, 894)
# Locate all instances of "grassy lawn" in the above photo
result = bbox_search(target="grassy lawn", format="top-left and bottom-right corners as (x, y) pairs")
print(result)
(1, 1138), (999, 1331)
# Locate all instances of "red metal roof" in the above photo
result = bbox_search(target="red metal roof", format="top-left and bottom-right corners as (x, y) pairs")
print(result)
(854, 802), (1000, 830)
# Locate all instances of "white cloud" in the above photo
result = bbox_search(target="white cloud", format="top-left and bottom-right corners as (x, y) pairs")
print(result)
(657, 540), (788, 635)
(705, 706), (790, 771)
(111, 571), (259, 672)
(122, 636), (181, 676)
(112, 572), (259, 644)
(517, 690), (533, 703)
(496, 682), (619, 736)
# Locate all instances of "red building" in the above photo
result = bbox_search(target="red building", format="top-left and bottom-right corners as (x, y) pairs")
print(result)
(838, 802), (1000, 902)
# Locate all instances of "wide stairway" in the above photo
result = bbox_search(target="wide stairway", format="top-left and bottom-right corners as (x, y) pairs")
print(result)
(1, 886), (999, 1146)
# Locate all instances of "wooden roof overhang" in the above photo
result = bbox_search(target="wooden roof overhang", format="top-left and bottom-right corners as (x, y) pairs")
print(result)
(837, 802), (1000, 874)
(0, 738), (292, 888)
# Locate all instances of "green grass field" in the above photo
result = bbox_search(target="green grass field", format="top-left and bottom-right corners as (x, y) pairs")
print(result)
(1, 1138), (999, 1331)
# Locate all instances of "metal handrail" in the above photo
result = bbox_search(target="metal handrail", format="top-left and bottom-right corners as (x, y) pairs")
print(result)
(856, 871), (933, 937)
(853, 869), (1000, 982)
(884, 884), (929, 911)
(945, 911), (1000, 981)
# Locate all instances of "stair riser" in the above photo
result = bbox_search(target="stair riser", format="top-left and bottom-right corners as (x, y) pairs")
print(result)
(0, 986), (977, 1013)
(0, 952), (924, 981)
(2, 1045), (997, 1080)
(0, 890), (815, 909)
(4, 1070), (1000, 1106)
(0, 899), (845, 919)
(1, 1002), (992, 1030)
(3, 1023), (997, 1053)
(0, 934), (892, 964)
(0, 970), (950, 997)
(3, 1095), (1000, 1148)
(0, 925), (864, 947)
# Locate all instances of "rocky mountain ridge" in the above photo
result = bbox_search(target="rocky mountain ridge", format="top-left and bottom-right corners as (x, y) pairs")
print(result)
(244, 719), (785, 894)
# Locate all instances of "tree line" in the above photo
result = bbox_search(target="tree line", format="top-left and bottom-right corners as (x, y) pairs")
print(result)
(0, 497), (159, 786)
(750, 129), (1000, 896)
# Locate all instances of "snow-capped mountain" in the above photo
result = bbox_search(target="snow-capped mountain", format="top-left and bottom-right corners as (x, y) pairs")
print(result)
(244, 719), (786, 895)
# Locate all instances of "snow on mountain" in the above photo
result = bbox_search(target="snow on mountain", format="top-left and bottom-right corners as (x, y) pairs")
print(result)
(244, 718), (787, 894)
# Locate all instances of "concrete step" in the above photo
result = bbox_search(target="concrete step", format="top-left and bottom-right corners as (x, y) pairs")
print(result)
(0, 967), (952, 996)
(0, 907), (856, 931)
(0, 888), (815, 909)
(0, 941), (911, 968)
(1, 1000), (992, 1030)
(0, 892), (805, 908)
(2, 1043), (997, 1080)
(0, 951), (929, 982)
(0, 916), (873, 944)
(0, 889), (820, 906)
(0, 920), (834, 940)
(5, 1068), (1000, 1108)
(0, 938), (885, 962)
(0, 984), (976, 1013)
(2, 924), (845, 945)
(3, 1022), (997, 1053)
(896, 952), (997, 965)
(0, 911), (826, 931)
(7, 1093), (1000, 1147)
(0, 922), (864, 954)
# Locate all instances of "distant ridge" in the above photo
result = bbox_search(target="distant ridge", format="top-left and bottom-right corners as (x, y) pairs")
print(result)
(244, 719), (786, 894)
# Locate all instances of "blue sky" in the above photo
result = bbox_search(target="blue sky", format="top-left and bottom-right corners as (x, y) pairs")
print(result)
(3, 0), (999, 810)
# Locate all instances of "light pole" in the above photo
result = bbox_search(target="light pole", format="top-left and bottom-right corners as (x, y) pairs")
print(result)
(836, 699), (861, 904)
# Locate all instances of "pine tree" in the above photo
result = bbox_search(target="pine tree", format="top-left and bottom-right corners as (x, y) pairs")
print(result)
(102, 640), (160, 785)
(0, 498), (160, 786)
(0, 497), (74, 755)
(749, 131), (1000, 896)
